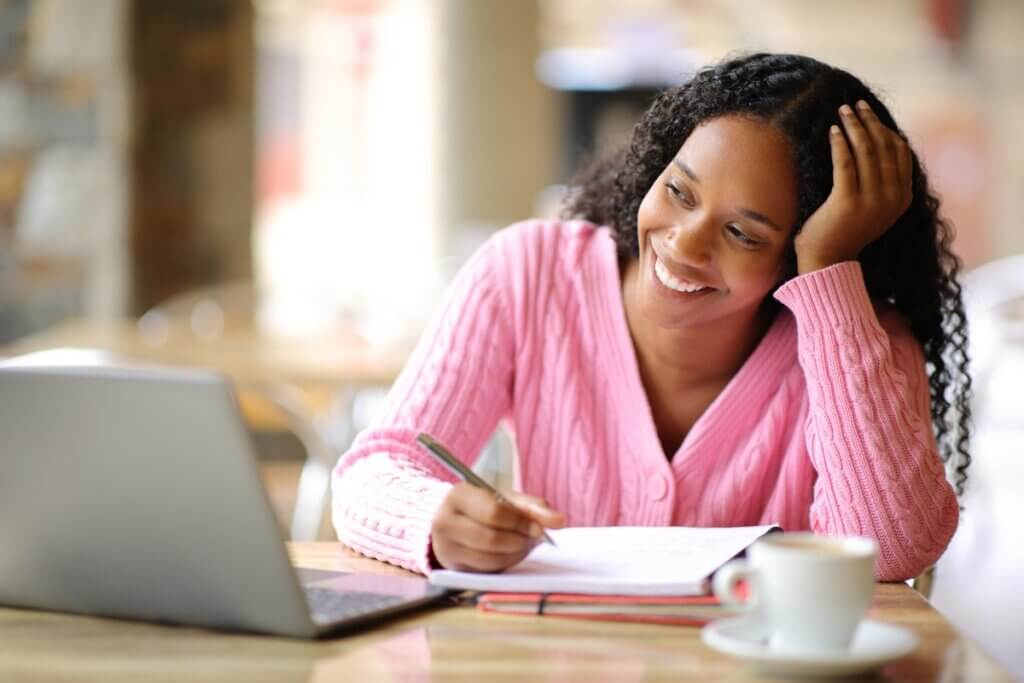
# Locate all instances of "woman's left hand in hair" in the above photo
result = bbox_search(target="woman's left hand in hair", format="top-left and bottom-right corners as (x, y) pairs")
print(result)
(794, 100), (913, 274)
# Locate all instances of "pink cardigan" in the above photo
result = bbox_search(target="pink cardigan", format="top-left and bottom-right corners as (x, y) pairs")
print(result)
(331, 220), (958, 580)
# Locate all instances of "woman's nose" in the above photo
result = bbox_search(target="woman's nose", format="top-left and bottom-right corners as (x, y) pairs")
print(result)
(663, 221), (714, 268)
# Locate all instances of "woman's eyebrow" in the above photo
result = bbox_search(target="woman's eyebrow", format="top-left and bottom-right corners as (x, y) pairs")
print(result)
(672, 158), (699, 182)
(738, 208), (783, 232)
(672, 157), (782, 232)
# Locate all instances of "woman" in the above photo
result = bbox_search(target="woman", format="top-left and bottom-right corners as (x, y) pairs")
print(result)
(331, 53), (970, 582)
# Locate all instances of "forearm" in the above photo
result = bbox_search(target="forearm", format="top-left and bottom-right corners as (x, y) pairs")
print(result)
(776, 262), (959, 580)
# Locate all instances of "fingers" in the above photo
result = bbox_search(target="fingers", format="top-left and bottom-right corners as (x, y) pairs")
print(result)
(829, 124), (856, 195)
(433, 537), (533, 573)
(836, 101), (913, 214)
(431, 484), (567, 572)
(454, 485), (537, 535)
(856, 101), (900, 192)
(442, 512), (538, 554)
(505, 492), (567, 529)
(838, 103), (876, 191)
(895, 130), (913, 196)
(799, 100), (915, 269)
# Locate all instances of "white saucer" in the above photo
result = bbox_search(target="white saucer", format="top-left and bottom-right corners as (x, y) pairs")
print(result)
(702, 617), (919, 677)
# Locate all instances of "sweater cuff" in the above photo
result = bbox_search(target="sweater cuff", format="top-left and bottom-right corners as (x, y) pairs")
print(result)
(332, 452), (454, 576)
(773, 261), (881, 334)
(399, 478), (452, 575)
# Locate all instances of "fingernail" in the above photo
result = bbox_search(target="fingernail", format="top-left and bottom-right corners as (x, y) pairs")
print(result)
(840, 104), (854, 116)
(830, 125), (841, 136)
(529, 523), (542, 538)
(856, 100), (870, 110)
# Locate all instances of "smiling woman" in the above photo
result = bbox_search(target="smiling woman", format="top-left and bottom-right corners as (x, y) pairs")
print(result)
(618, 116), (802, 457)
(330, 52), (968, 583)
(627, 117), (797, 332)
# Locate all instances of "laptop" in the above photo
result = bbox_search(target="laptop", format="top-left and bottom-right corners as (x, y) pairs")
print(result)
(0, 362), (449, 638)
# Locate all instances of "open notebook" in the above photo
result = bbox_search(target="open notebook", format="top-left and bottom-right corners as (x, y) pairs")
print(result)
(429, 525), (777, 596)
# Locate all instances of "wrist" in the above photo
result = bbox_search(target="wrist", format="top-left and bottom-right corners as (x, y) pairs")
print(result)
(795, 246), (859, 275)
(797, 256), (845, 275)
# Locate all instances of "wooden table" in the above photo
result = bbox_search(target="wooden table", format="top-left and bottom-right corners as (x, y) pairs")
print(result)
(0, 544), (1014, 682)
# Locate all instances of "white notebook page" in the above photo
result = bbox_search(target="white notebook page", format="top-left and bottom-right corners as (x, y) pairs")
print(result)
(429, 525), (777, 596)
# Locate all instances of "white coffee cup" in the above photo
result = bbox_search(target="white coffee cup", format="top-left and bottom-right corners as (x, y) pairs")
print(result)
(713, 532), (878, 654)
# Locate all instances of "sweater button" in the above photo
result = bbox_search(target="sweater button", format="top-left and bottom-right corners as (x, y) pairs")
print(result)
(649, 473), (669, 501)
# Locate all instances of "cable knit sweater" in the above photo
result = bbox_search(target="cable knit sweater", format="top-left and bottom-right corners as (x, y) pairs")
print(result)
(331, 219), (959, 581)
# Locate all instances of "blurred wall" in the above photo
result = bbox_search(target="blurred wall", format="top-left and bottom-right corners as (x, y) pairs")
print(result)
(131, 0), (253, 314)
(0, 0), (129, 342)
(440, 0), (558, 251)
(0, 0), (254, 340)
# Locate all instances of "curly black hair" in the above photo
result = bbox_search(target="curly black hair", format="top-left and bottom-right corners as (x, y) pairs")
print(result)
(564, 52), (972, 495)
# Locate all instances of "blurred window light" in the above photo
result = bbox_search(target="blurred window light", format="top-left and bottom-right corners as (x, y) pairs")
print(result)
(253, 0), (442, 346)
(535, 8), (701, 90)
(536, 46), (699, 91)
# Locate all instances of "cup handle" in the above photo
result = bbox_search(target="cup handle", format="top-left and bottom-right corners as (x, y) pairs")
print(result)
(713, 559), (758, 611)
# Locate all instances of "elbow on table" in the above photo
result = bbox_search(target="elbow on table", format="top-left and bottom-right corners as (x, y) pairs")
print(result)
(875, 500), (960, 582)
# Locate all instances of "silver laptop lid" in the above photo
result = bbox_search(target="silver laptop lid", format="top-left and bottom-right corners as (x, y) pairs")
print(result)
(0, 365), (318, 637)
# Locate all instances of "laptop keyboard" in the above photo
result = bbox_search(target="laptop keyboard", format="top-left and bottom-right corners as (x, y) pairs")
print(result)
(304, 586), (409, 623)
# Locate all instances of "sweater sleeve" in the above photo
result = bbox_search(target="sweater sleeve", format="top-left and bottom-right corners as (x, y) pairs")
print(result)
(773, 261), (959, 581)
(330, 234), (516, 574)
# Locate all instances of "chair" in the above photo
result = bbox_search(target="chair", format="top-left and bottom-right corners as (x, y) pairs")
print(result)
(928, 253), (1024, 678)
(138, 281), (362, 541)
(958, 254), (1024, 429)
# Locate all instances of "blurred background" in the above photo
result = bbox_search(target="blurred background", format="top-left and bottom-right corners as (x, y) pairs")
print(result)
(1, 0), (1022, 675)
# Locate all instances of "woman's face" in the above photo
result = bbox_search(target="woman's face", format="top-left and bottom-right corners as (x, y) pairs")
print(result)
(634, 115), (799, 331)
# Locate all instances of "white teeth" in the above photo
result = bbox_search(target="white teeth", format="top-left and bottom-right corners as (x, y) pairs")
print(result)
(654, 258), (710, 293)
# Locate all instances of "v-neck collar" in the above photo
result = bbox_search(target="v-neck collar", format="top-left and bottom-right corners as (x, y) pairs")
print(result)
(582, 227), (795, 473)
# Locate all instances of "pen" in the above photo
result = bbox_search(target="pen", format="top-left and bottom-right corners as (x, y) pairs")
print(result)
(415, 432), (557, 548)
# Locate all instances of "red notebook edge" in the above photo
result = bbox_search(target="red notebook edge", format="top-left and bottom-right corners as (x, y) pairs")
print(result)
(476, 591), (740, 627)
(478, 605), (714, 627)
(480, 593), (723, 605)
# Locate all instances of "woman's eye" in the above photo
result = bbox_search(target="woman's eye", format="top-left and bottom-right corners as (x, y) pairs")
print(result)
(665, 182), (694, 207)
(727, 224), (760, 247)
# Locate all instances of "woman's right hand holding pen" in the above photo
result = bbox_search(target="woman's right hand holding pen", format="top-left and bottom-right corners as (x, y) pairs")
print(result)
(430, 483), (565, 572)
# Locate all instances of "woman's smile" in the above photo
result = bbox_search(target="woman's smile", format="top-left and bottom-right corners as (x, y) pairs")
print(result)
(650, 243), (719, 299)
